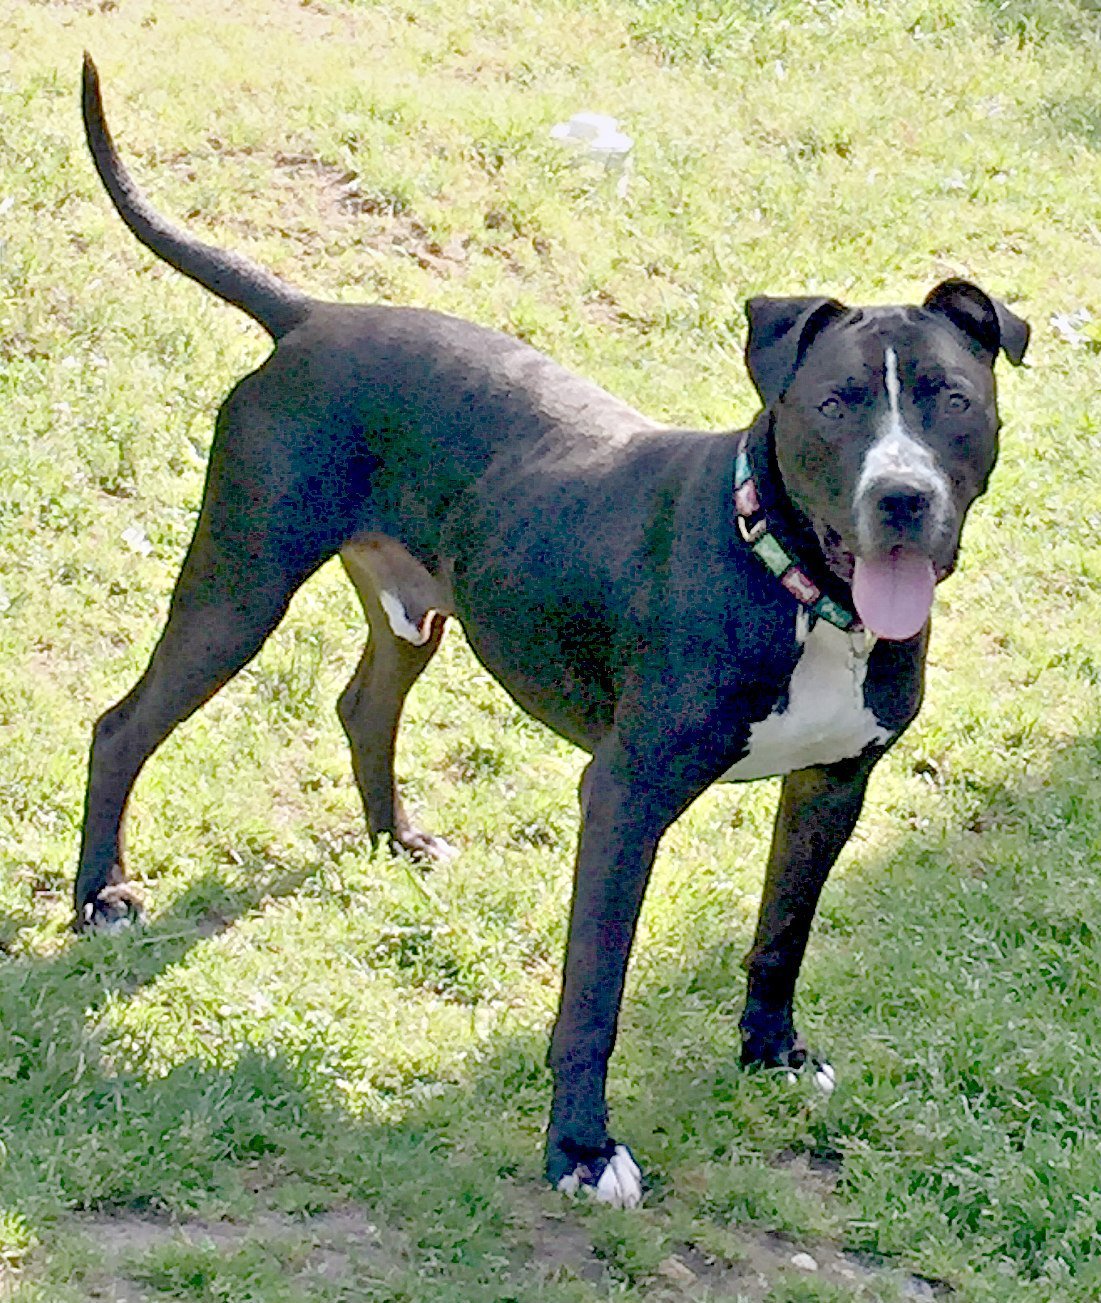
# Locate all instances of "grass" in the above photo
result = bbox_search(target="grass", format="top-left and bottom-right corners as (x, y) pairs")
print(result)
(3, 0), (1101, 1298)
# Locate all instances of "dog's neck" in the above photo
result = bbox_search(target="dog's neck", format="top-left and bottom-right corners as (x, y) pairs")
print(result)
(733, 414), (861, 632)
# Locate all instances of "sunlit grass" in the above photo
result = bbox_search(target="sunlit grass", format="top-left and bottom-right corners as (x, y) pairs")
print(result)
(3, 0), (1101, 1299)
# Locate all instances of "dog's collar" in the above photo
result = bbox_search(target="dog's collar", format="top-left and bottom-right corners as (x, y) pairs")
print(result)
(734, 424), (861, 633)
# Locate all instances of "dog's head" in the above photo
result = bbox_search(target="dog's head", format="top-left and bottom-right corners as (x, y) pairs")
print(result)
(744, 279), (1029, 639)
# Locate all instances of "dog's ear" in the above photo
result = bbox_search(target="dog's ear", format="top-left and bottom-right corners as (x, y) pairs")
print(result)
(924, 279), (1029, 366)
(745, 296), (848, 406)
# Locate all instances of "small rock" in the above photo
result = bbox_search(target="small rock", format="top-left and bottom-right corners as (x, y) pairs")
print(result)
(656, 1254), (698, 1285)
(790, 1251), (819, 1272)
(549, 110), (634, 196)
(903, 1277), (938, 1300)
(549, 111), (633, 163)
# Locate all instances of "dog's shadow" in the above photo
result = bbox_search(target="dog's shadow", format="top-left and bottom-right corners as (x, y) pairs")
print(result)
(612, 727), (1101, 1264)
(0, 857), (569, 1292)
(3, 729), (1101, 1288)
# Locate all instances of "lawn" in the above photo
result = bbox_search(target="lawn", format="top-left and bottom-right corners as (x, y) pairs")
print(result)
(3, 0), (1101, 1299)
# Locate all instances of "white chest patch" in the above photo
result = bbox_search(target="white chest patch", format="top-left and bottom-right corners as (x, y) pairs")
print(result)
(722, 619), (891, 782)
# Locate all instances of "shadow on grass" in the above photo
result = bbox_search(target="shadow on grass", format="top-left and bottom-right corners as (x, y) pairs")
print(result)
(0, 855), (567, 1298)
(618, 727), (1101, 1291)
(975, 0), (1101, 39)
(2, 730), (1101, 1298)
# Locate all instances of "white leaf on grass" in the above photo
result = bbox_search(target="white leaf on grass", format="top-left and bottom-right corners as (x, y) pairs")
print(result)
(1051, 309), (1091, 347)
(121, 525), (153, 556)
(550, 111), (634, 195)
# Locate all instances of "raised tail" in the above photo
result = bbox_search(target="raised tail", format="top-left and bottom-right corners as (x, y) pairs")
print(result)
(82, 53), (311, 340)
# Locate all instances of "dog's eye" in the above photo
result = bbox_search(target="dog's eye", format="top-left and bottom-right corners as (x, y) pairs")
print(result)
(818, 396), (844, 419)
(945, 391), (970, 413)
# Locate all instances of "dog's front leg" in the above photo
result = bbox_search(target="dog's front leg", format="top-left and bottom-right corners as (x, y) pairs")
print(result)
(739, 755), (876, 1081)
(544, 732), (706, 1208)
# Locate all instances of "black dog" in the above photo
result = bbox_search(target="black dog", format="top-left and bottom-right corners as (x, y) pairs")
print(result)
(75, 56), (1028, 1206)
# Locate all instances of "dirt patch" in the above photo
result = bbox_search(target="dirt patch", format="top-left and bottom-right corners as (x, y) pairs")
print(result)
(687, 1231), (949, 1302)
(508, 1183), (949, 1301)
(271, 151), (469, 276)
(524, 1203), (607, 1285)
(66, 1190), (950, 1301)
(153, 143), (470, 280)
(69, 1205), (410, 1299)
(775, 1148), (843, 1199)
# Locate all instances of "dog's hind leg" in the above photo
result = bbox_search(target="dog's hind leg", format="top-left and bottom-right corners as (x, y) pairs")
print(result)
(75, 545), (319, 930)
(337, 533), (454, 863)
(75, 402), (342, 930)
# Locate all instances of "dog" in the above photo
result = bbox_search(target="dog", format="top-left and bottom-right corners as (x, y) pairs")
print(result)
(75, 55), (1028, 1207)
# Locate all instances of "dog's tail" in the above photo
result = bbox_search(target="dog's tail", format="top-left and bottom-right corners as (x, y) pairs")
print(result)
(82, 54), (311, 341)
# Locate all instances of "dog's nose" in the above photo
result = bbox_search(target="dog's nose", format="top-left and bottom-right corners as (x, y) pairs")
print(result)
(877, 488), (930, 532)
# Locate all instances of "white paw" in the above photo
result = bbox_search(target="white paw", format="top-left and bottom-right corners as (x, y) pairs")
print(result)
(399, 830), (458, 864)
(82, 903), (136, 935)
(813, 1060), (836, 1095)
(595, 1145), (643, 1208)
(782, 1059), (836, 1094)
(556, 1145), (643, 1209)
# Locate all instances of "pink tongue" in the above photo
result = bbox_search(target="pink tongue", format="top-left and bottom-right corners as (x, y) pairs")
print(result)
(852, 549), (936, 641)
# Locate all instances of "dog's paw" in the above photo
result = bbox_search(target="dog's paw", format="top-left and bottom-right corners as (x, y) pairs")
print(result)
(394, 827), (457, 864)
(812, 1057), (837, 1094)
(741, 1026), (836, 1095)
(76, 883), (145, 934)
(781, 1055), (837, 1096)
(553, 1144), (643, 1209)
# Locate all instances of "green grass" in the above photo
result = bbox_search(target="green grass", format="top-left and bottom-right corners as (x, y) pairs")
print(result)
(3, 0), (1101, 1298)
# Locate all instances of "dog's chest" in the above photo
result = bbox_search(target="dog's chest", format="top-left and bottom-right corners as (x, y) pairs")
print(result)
(722, 618), (891, 782)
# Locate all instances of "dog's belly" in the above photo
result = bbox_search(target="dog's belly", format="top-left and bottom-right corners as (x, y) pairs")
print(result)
(456, 603), (615, 754)
(723, 620), (891, 782)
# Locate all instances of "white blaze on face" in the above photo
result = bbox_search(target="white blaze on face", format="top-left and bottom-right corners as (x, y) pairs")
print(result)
(853, 346), (950, 552)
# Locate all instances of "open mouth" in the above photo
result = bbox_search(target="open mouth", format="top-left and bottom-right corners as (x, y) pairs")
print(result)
(818, 526), (952, 641)
(819, 527), (856, 585)
(851, 547), (937, 640)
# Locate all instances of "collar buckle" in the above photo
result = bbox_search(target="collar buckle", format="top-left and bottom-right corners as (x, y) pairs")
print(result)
(737, 515), (767, 545)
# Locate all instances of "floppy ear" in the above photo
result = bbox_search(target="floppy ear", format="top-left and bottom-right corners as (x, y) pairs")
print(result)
(744, 296), (848, 406)
(924, 278), (1029, 366)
